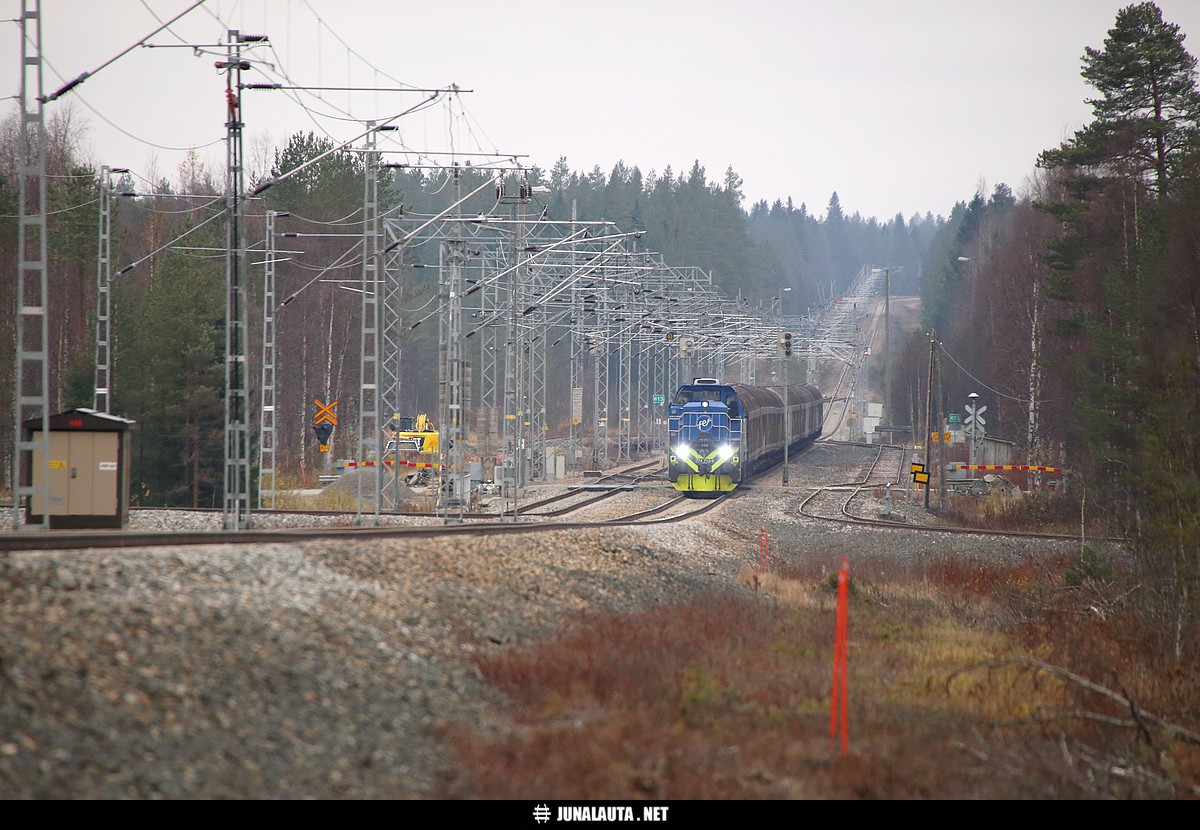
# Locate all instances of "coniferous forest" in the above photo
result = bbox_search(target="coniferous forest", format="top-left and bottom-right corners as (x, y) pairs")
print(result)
(2, 4), (1197, 656)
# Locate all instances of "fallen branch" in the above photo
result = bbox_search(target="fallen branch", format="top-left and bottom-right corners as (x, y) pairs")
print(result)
(944, 656), (1200, 746)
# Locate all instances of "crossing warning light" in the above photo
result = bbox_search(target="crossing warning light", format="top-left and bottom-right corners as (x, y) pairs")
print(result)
(314, 422), (333, 452)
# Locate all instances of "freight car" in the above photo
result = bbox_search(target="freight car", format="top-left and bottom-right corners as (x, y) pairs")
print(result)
(667, 377), (823, 495)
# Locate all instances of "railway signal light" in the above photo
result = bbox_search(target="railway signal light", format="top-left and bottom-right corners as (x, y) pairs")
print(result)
(777, 332), (792, 357)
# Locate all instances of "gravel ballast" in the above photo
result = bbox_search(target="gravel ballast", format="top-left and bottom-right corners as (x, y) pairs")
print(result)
(0, 461), (1097, 799)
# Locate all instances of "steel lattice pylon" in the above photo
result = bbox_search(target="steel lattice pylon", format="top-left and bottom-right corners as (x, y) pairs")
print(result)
(357, 125), (382, 525)
(93, 164), (120, 414)
(13, 0), (49, 530)
(219, 31), (258, 531)
(379, 214), (408, 512)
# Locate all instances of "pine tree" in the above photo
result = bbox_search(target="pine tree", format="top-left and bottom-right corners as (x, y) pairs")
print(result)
(1041, 1), (1200, 195)
(116, 237), (225, 507)
(1033, 1), (1200, 644)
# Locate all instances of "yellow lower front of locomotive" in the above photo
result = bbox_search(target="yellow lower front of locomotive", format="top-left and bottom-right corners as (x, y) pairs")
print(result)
(668, 447), (740, 495)
(672, 472), (738, 494)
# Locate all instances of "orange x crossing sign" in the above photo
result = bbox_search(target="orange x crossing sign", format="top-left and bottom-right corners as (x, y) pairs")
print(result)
(313, 399), (338, 426)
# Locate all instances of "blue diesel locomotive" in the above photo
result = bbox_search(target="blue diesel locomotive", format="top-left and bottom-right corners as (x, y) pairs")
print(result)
(667, 377), (824, 495)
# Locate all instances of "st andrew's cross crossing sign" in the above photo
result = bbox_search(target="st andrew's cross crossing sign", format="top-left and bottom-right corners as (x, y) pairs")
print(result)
(313, 399), (338, 452)
(964, 402), (987, 453)
(963, 403), (986, 428)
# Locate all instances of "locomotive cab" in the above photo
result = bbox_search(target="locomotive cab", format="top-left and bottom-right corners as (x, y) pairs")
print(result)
(668, 377), (823, 497)
(668, 380), (744, 495)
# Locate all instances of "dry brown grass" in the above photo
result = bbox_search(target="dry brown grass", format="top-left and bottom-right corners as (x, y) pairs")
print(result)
(936, 488), (1091, 535)
(269, 489), (430, 513)
(435, 550), (1200, 800)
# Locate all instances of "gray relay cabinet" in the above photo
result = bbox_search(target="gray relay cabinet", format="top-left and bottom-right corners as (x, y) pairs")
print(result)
(22, 408), (135, 529)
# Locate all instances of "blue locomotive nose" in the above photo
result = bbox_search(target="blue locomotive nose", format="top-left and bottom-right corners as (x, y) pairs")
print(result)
(694, 430), (712, 472)
(668, 377), (823, 496)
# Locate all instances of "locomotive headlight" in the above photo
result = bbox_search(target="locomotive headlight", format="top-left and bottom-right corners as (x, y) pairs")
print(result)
(674, 443), (690, 457)
(717, 444), (734, 460)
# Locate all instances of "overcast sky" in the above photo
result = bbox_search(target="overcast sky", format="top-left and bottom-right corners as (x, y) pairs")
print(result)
(7, 0), (1200, 222)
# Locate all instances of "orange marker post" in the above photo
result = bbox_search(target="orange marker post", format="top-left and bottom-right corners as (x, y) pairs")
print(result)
(759, 526), (769, 573)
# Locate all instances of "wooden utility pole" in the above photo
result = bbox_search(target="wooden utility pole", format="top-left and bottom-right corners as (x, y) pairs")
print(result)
(883, 268), (890, 429)
(925, 329), (936, 510)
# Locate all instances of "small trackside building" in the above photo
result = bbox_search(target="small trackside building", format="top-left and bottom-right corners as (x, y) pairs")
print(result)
(21, 408), (136, 529)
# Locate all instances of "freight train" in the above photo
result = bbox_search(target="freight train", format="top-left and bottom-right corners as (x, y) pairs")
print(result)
(667, 377), (824, 495)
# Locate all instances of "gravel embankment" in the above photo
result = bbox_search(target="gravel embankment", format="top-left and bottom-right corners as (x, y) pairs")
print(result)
(0, 462), (1101, 799)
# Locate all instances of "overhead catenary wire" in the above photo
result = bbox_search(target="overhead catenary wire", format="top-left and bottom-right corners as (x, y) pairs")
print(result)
(37, 52), (224, 153)
(258, 42), (432, 129)
(938, 343), (1066, 405)
(279, 209), (365, 226)
(36, 3), (483, 201)
(285, 258), (362, 272)
(28, 0), (495, 198)
(35, 5), (439, 182)
(298, 0), (414, 91)
(116, 207), (228, 275)
(0, 197), (97, 219)
(251, 92), (445, 197)
(41, 0), (209, 103)
(123, 203), (220, 216)
(276, 238), (365, 311)
(118, 194), (225, 215)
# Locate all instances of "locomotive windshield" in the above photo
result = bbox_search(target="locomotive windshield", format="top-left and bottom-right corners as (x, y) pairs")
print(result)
(673, 388), (725, 405)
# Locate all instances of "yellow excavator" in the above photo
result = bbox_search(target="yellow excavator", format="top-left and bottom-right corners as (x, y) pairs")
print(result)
(385, 413), (439, 456)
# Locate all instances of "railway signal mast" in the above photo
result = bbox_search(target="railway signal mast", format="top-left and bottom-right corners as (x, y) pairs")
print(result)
(777, 331), (792, 486)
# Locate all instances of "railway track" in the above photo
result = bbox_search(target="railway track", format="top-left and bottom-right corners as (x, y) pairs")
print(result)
(2, 440), (1103, 551)
(0, 460), (736, 552)
(792, 440), (1120, 543)
(513, 461), (664, 516)
(796, 484), (1109, 541)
